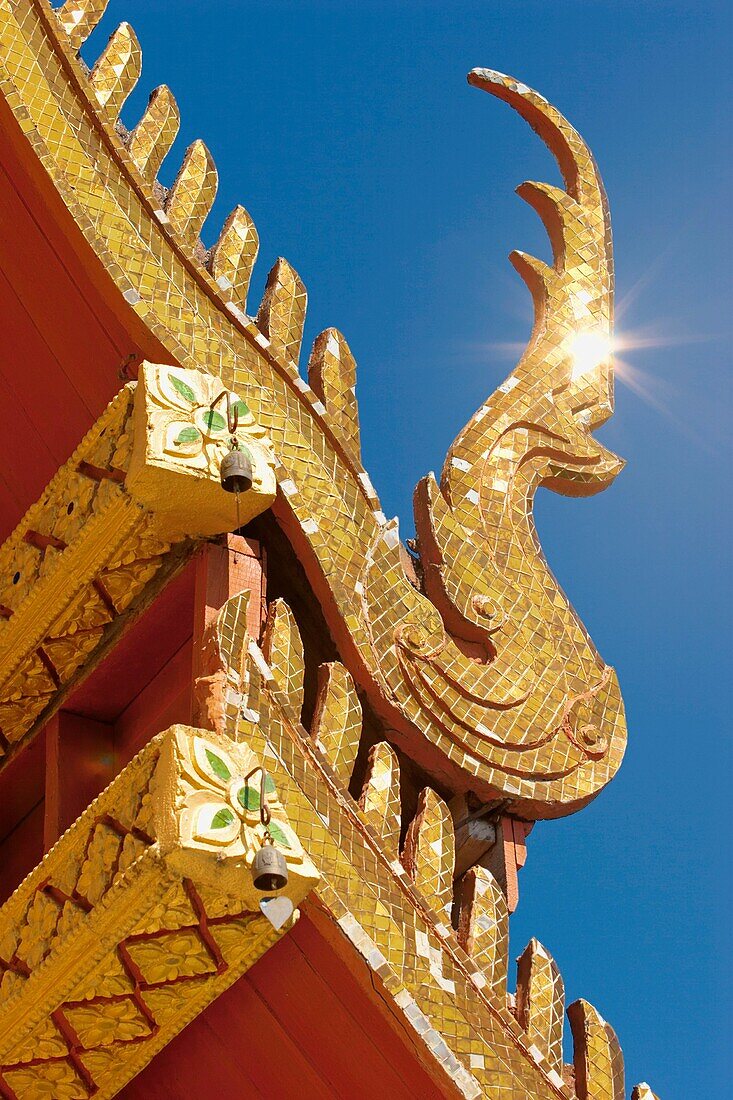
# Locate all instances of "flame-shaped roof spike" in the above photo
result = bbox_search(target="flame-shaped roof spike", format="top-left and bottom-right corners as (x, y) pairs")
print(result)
(261, 598), (304, 724)
(128, 85), (180, 182)
(256, 258), (307, 367)
(56, 0), (110, 52)
(453, 866), (508, 1001)
(568, 999), (625, 1100)
(358, 742), (401, 860)
(209, 205), (259, 309)
(89, 23), (141, 124)
(308, 329), (361, 465)
(310, 661), (362, 785)
(402, 788), (455, 921)
(515, 938), (565, 1077)
(165, 139), (218, 252)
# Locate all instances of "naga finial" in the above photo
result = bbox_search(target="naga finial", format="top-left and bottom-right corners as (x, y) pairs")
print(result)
(379, 69), (628, 813)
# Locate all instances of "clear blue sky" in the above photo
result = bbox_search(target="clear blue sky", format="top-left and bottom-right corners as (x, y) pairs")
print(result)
(88, 2), (731, 1093)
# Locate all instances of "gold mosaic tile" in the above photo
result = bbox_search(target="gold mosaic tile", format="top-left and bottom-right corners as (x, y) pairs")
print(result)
(89, 22), (141, 124)
(308, 327), (361, 465)
(256, 256), (308, 366)
(358, 740), (402, 860)
(261, 597), (305, 724)
(209, 203), (259, 308)
(516, 938), (565, 1076)
(55, 0), (109, 52)
(238, 626), (569, 1097)
(310, 660), (362, 784)
(0, 6), (660, 1092)
(403, 786), (456, 925)
(165, 138), (218, 250)
(568, 999), (625, 1100)
(454, 866), (509, 1001)
(127, 83), (180, 181)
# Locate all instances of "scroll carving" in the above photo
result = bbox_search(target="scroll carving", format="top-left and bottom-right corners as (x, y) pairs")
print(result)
(357, 71), (626, 814)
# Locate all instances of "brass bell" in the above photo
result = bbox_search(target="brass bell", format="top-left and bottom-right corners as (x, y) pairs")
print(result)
(252, 837), (288, 892)
(220, 446), (253, 494)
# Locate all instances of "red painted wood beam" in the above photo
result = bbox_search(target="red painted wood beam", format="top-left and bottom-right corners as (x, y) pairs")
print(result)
(192, 535), (266, 665)
(43, 711), (114, 849)
(120, 913), (452, 1100)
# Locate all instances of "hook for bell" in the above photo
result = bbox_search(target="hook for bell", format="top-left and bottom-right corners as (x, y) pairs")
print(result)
(210, 390), (254, 495)
(243, 766), (289, 892)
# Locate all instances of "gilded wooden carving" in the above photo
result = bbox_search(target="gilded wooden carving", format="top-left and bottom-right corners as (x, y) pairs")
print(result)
(0, 364), (275, 768)
(127, 361), (276, 539)
(0, 725), (318, 1099)
(0, 0), (627, 813)
(0, 4), (664, 1094)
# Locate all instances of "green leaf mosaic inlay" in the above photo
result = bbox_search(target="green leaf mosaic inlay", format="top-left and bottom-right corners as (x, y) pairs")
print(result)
(205, 749), (231, 782)
(174, 426), (200, 445)
(268, 822), (291, 849)
(237, 784), (259, 812)
(237, 773), (277, 813)
(234, 399), (251, 418)
(203, 409), (227, 433)
(211, 807), (235, 829)
(170, 374), (196, 403)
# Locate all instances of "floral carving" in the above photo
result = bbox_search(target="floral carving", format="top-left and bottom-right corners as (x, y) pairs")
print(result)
(4, 1061), (86, 1100)
(126, 363), (277, 540)
(142, 364), (274, 486)
(66, 997), (151, 1049)
(0, 728), (317, 1098)
(152, 728), (318, 907)
(16, 892), (61, 970)
(126, 928), (215, 984)
(75, 822), (123, 905)
(179, 735), (302, 862)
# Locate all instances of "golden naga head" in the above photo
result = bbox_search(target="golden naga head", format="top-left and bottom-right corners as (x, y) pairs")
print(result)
(0, 0), (629, 818)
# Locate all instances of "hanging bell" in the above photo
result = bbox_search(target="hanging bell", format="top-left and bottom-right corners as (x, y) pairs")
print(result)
(252, 837), (289, 892)
(220, 445), (253, 494)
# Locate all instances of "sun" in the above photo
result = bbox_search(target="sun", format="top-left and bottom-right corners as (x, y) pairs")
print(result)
(569, 328), (614, 382)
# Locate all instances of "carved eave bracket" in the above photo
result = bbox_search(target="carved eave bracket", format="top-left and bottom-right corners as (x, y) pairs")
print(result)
(127, 362), (276, 541)
(0, 724), (318, 1100)
(0, 362), (276, 771)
